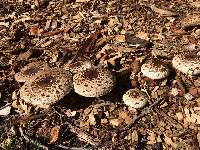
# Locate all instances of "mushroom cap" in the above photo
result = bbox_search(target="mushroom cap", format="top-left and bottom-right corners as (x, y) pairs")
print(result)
(172, 53), (200, 75)
(20, 68), (73, 107)
(122, 89), (148, 108)
(64, 60), (93, 74)
(73, 67), (116, 97)
(15, 61), (49, 82)
(141, 59), (170, 80)
(181, 15), (200, 29)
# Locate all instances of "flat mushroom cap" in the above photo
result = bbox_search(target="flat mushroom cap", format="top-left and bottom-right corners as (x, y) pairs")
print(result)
(20, 68), (73, 107)
(181, 15), (200, 29)
(73, 68), (116, 97)
(15, 61), (49, 82)
(64, 60), (93, 74)
(141, 59), (170, 80)
(122, 89), (148, 108)
(172, 53), (200, 75)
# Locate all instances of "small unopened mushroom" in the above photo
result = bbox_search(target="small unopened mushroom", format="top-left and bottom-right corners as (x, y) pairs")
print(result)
(172, 53), (200, 75)
(122, 89), (148, 108)
(181, 14), (200, 29)
(73, 67), (116, 97)
(15, 61), (49, 82)
(20, 68), (73, 107)
(63, 60), (93, 74)
(141, 59), (170, 80)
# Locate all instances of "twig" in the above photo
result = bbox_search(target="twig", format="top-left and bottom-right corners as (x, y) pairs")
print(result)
(55, 144), (87, 150)
(118, 97), (164, 132)
(19, 126), (49, 150)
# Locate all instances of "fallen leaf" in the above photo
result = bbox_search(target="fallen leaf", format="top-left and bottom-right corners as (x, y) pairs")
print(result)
(29, 26), (42, 36)
(0, 105), (11, 116)
(115, 35), (125, 42)
(49, 126), (60, 144)
(190, 2), (200, 8)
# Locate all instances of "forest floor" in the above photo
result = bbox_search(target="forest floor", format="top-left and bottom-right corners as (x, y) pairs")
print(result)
(0, 0), (200, 149)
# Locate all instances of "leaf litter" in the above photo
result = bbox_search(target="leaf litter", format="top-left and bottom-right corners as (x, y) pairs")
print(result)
(0, 0), (200, 149)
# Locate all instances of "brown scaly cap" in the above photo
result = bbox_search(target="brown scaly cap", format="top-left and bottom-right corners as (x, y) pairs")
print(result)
(15, 61), (49, 82)
(73, 67), (116, 97)
(172, 53), (200, 75)
(20, 68), (73, 107)
(141, 59), (170, 80)
(122, 89), (148, 108)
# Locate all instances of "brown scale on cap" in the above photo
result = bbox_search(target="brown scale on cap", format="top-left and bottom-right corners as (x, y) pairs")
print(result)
(20, 68), (73, 107)
(63, 60), (93, 74)
(15, 61), (49, 82)
(141, 59), (170, 80)
(181, 14), (200, 29)
(122, 89), (148, 108)
(172, 53), (200, 75)
(73, 67), (116, 97)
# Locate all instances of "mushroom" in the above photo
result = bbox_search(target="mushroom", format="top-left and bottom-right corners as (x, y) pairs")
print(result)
(181, 14), (200, 29)
(141, 59), (170, 80)
(15, 61), (49, 82)
(122, 89), (148, 108)
(19, 68), (73, 107)
(63, 60), (93, 74)
(73, 67), (116, 97)
(172, 53), (200, 75)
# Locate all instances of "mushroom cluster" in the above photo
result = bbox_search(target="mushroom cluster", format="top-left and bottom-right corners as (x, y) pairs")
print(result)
(16, 60), (116, 107)
(16, 50), (200, 109)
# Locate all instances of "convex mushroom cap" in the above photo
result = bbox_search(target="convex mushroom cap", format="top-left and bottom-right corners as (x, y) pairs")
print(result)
(15, 61), (49, 82)
(73, 67), (116, 97)
(141, 59), (170, 80)
(64, 60), (93, 74)
(122, 89), (148, 108)
(20, 68), (73, 107)
(181, 14), (200, 29)
(172, 53), (200, 75)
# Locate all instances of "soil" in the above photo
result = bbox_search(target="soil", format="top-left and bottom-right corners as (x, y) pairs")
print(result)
(0, 0), (200, 149)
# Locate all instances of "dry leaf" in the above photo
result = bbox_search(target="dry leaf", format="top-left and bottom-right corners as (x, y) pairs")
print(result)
(109, 118), (120, 126)
(41, 40), (52, 47)
(147, 130), (157, 145)
(190, 2), (200, 8)
(149, 5), (177, 16)
(0, 105), (11, 116)
(115, 35), (125, 42)
(49, 126), (60, 144)
(118, 111), (133, 124)
(29, 26), (42, 36)
(184, 93), (194, 101)
(176, 112), (184, 121)
(164, 135), (177, 148)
